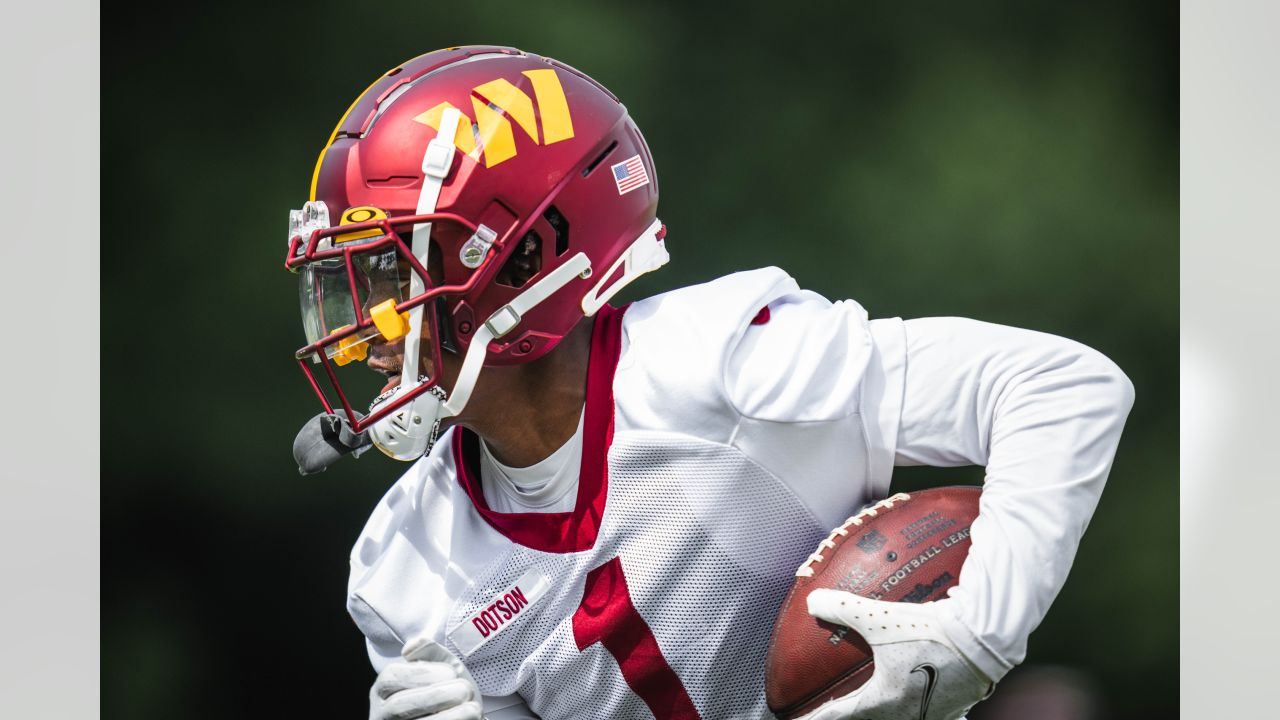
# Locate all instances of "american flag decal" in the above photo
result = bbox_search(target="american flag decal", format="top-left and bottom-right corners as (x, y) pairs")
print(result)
(611, 155), (650, 195)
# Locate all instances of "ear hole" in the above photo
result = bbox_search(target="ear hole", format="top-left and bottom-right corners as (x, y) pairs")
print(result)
(495, 231), (542, 288)
(544, 205), (570, 256)
(582, 141), (618, 177)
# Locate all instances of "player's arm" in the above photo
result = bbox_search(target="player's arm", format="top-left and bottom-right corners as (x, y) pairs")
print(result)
(351, 576), (488, 720)
(361, 633), (539, 720)
(880, 316), (1133, 680)
(804, 316), (1134, 719)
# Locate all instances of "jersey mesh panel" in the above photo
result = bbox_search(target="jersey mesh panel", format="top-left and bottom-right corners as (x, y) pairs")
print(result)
(451, 435), (826, 719)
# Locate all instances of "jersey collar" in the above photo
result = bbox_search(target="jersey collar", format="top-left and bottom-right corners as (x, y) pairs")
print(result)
(452, 304), (627, 553)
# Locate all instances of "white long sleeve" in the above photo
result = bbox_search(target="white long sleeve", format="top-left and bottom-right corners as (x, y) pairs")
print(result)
(867, 316), (1135, 682)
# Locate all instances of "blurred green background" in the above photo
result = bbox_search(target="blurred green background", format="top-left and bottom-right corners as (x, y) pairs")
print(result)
(104, 1), (1175, 717)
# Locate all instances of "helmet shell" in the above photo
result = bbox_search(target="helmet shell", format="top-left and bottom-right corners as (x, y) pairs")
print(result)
(310, 46), (659, 365)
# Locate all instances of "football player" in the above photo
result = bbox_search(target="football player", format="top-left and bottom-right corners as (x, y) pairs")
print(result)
(285, 47), (1134, 720)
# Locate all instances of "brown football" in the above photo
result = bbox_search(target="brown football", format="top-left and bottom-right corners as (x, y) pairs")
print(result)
(764, 486), (982, 719)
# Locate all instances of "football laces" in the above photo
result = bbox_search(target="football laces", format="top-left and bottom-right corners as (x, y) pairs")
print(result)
(795, 493), (912, 578)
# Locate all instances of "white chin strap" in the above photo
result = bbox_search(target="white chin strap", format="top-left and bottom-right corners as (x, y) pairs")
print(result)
(369, 106), (460, 461)
(370, 110), (669, 462)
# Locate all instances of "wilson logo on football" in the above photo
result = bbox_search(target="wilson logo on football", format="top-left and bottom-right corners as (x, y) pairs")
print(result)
(413, 69), (575, 168)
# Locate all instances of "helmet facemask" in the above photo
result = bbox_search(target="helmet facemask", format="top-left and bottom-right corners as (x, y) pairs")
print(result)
(287, 106), (502, 460)
(287, 200), (491, 459)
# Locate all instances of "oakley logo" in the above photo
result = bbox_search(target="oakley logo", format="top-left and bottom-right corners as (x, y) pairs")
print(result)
(334, 205), (388, 244)
(413, 69), (575, 169)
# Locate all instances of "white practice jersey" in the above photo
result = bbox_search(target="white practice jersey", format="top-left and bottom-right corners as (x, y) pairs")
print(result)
(346, 267), (1134, 719)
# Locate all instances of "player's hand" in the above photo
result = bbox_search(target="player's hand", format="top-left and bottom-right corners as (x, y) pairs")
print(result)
(368, 638), (482, 720)
(800, 592), (994, 720)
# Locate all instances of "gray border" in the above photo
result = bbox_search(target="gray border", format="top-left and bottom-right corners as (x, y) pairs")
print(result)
(1182, 1), (1280, 716)
(0, 0), (100, 716)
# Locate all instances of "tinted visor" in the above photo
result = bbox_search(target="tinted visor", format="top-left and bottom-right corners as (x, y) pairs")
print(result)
(298, 248), (403, 362)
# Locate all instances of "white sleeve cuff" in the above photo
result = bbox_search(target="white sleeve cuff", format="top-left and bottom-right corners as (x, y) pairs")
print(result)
(939, 599), (1015, 683)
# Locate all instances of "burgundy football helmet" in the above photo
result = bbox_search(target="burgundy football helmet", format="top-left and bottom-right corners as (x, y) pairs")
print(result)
(285, 46), (666, 460)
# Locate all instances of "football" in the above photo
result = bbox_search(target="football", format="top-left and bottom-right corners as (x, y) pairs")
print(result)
(764, 486), (982, 719)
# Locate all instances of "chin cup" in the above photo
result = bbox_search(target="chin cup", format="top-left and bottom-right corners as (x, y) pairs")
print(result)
(369, 384), (449, 461)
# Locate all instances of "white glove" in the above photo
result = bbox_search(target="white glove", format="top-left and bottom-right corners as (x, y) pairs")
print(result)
(801, 591), (995, 720)
(369, 637), (483, 720)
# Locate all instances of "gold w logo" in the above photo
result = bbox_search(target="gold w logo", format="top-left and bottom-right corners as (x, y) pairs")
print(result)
(413, 69), (575, 169)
